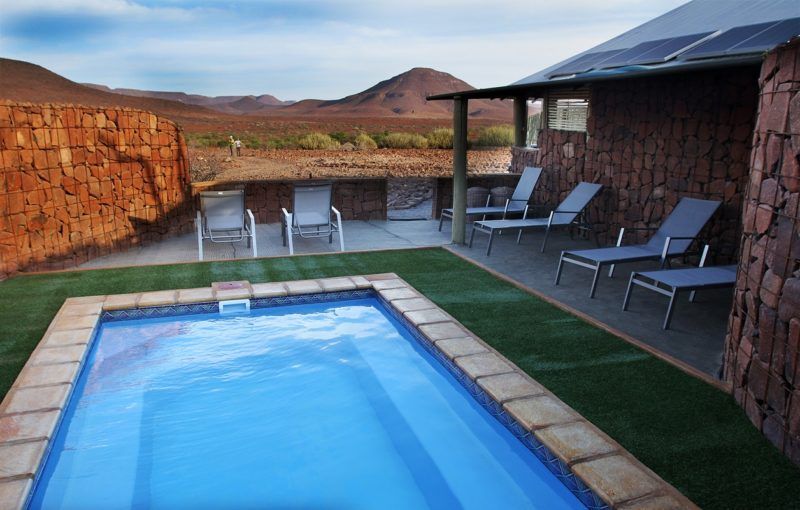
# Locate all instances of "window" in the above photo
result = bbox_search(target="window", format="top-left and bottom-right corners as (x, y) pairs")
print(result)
(546, 89), (589, 132)
(526, 99), (543, 147)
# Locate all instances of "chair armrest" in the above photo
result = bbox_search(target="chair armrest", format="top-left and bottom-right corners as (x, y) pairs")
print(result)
(246, 209), (256, 227)
(195, 210), (202, 230)
(616, 226), (659, 246)
(331, 206), (342, 217)
(661, 236), (703, 263)
(281, 208), (290, 219)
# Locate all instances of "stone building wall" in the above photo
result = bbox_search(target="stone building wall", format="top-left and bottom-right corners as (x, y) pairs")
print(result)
(512, 67), (760, 258)
(724, 39), (800, 465)
(0, 101), (192, 279)
(193, 179), (387, 223)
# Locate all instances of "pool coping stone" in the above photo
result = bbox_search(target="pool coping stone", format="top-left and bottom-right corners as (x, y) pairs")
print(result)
(0, 274), (698, 510)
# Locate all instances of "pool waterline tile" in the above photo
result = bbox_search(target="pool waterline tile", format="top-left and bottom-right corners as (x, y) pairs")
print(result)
(0, 274), (697, 510)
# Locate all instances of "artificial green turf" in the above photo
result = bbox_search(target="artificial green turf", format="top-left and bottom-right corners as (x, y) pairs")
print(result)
(1, 248), (798, 508)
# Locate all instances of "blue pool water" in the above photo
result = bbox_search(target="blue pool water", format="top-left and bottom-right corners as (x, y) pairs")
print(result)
(30, 297), (584, 509)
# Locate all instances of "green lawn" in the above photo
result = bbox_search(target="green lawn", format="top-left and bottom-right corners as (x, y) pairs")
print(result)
(1, 248), (798, 508)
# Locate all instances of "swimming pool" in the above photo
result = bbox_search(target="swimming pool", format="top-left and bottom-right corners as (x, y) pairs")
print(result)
(28, 294), (587, 509)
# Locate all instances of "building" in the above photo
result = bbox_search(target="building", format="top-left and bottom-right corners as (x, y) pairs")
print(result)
(430, 0), (800, 464)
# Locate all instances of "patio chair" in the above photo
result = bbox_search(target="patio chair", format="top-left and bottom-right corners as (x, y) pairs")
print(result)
(281, 182), (344, 255)
(468, 182), (603, 256)
(622, 245), (737, 329)
(555, 197), (721, 298)
(196, 190), (257, 261)
(439, 166), (543, 231)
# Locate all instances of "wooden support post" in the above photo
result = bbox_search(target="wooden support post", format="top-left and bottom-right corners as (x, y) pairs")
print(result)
(513, 97), (528, 147)
(452, 97), (468, 244)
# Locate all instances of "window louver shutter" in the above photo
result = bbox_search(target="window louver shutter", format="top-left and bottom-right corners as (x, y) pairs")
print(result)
(546, 89), (590, 132)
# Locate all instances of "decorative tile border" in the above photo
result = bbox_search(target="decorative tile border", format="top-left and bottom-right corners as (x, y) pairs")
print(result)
(0, 274), (697, 510)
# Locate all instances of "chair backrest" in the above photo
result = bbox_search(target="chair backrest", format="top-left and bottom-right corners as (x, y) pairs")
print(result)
(292, 182), (333, 228)
(200, 190), (245, 231)
(645, 197), (721, 255)
(510, 166), (543, 203)
(551, 182), (603, 225)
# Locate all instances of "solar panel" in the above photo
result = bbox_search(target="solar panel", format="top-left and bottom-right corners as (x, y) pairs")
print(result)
(727, 17), (800, 55)
(545, 49), (627, 78)
(680, 21), (780, 60)
(628, 32), (715, 65)
(595, 39), (668, 69)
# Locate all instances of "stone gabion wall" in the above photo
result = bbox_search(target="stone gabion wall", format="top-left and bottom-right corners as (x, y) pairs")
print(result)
(0, 101), (192, 279)
(193, 179), (387, 223)
(512, 67), (760, 257)
(724, 39), (800, 465)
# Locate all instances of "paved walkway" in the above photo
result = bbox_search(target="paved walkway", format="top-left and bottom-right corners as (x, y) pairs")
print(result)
(80, 219), (732, 379)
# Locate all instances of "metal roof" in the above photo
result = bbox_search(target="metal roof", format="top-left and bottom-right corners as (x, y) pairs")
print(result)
(428, 0), (800, 101)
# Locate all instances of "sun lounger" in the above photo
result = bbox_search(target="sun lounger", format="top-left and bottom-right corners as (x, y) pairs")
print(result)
(196, 190), (257, 261)
(282, 182), (344, 255)
(555, 197), (721, 298)
(622, 245), (737, 329)
(439, 166), (542, 231)
(468, 182), (602, 255)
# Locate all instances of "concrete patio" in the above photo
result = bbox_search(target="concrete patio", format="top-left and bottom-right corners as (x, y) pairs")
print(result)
(79, 219), (733, 380)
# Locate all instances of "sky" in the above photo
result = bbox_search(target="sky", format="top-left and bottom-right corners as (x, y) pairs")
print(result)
(0, 0), (687, 100)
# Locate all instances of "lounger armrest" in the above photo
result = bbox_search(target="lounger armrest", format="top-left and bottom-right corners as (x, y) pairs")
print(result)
(553, 210), (584, 214)
(195, 210), (202, 231)
(616, 226), (659, 246)
(660, 236), (703, 264)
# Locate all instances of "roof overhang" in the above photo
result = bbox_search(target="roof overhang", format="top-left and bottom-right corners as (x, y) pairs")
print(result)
(426, 53), (763, 101)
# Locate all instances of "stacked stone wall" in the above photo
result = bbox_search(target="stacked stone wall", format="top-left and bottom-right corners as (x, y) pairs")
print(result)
(512, 67), (759, 259)
(0, 101), (192, 278)
(433, 174), (524, 218)
(724, 39), (800, 464)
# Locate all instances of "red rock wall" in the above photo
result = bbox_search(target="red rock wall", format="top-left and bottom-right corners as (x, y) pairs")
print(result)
(0, 101), (193, 278)
(512, 67), (759, 259)
(724, 39), (800, 465)
(193, 179), (387, 222)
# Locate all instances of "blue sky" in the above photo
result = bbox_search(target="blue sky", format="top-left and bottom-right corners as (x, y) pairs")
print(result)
(0, 0), (686, 99)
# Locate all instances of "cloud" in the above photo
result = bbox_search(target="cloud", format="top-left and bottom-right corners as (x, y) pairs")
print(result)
(0, 0), (687, 98)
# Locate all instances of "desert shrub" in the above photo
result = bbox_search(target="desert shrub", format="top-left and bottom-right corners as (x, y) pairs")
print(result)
(369, 131), (390, 147)
(381, 132), (429, 149)
(354, 133), (377, 150)
(426, 128), (454, 149)
(328, 131), (352, 144)
(475, 124), (515, 147)
(296, 132), (341, 150)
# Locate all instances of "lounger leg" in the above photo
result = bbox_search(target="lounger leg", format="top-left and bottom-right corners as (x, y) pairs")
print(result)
(608, 264), (615, 277)
(516, 229), (523, 244)
(540, 226), (550, 253)
(663, 289), (678, 330)
(689, 289), (697, 302)
(438, 213), (445, 231)
(469, 226), (477, 248)
(622, 273), (636, 311)
(555, 253), (565, 285)
(486, 230), (495, 256)
(589, 264), (601, 298)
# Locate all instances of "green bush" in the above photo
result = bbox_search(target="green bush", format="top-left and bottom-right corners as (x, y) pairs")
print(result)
(354, 133), (377, 150)
(328, 131), (351, 144)
(296, 132), (341, 150)
(380, 132), (429, 149)
(475, 124), (515, 147)
(426, 128), (453, 149)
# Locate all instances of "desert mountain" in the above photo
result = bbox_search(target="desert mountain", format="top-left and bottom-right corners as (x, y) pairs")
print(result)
(278, 68), (510, 119)
(0, 58), (216, 123)
(83, 84), (292, 114)
(0, 58), (510, 120)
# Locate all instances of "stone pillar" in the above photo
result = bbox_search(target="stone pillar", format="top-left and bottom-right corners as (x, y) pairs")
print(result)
(724, 37), (800, 465)
(452, 97), (469, 244)
(513, 97), (528, 147)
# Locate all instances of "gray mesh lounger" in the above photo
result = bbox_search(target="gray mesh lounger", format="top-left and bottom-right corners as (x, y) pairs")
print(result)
(622, 246), (737, 329)
(555, 197), (721, 298)
(439, 166), (542, 231)
(196, 189), (257, 261)
(468, 182), (602, 256)
(281, 182), (344, 255)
